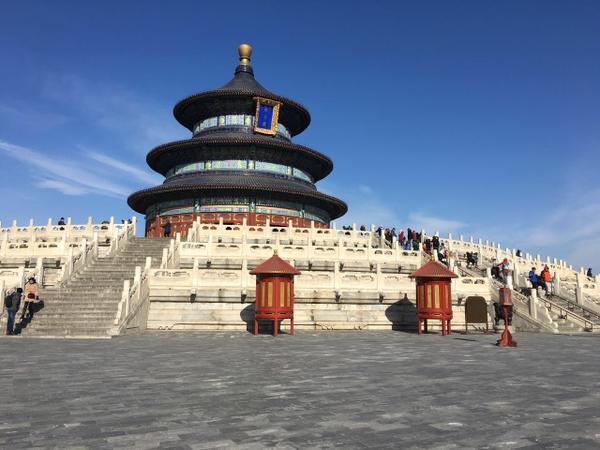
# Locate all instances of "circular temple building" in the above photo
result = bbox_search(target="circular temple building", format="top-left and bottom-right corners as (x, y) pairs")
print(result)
(128, 44), (347, 237)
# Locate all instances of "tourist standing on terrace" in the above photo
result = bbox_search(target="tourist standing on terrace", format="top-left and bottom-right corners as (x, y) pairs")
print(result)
(4, 288), (22, 335)
(162, 220), (172, 238)
(500, 258), (511, 285)
(21, 277), (39, 320)
(587, 268), (593, 278)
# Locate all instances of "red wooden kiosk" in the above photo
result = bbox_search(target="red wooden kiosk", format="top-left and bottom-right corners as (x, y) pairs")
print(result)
(250, 251), (300, 336)
(409, 260), (458, 336)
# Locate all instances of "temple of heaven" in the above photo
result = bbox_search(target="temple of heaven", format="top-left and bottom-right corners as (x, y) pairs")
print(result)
(128, 44), (347, 237)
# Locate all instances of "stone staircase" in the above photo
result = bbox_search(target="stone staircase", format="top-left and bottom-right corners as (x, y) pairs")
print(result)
(457, 263), (592, 333)
(19, 238), (169, 338)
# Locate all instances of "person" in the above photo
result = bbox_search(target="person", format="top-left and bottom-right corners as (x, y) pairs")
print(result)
(162, 220), (172, 238)
(541, 265), (552, 295)
(359, 225), (366, 232)
(58, 217), (66, 230)
(432, 235), (440, 251)
(587, 268), (593, 278)
(399, 230), (405, 247)
(391, 227), (397, 243)
(538, 268), (549, 296)
(4, 288), (22, 335)
(21, 277), (39, 320)
(424, 238), (431, 255)
(529, 267), (538, 289)
(500, 258), (511, 285)
(516, 249), (522, 258)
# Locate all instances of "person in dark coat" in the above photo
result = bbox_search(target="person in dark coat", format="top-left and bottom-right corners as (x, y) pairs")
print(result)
(4, 288), (22, 335)
(587, 268), (593, 278)
(162, 220), (172, 238)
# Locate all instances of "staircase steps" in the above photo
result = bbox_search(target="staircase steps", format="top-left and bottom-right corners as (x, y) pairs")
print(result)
(19, 237), (170, 338)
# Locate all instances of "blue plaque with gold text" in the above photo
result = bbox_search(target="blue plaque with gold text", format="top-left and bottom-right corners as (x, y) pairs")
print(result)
(253, 97), (281, 135)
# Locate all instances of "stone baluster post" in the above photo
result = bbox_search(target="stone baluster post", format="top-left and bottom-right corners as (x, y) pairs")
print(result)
(65, 217), (72, 239)
(333, 260), (341, 294)
(17, 266), (25, 288)
(11, 220), (17, 235)
(81, 238), (88, 266)
(92, 232), (99, 257)
(161, 248), (168, 269)
(192, 258), (199, 289)
(86, 216), (93, 236)
(375, 262), (382, 298)
(1, 233), (8, 257)
(207, 235), (213, 259)
(529, 288), (538, 319)
(553, 272), (561, 297)
(512, 260), (520, 289)
(122, 279), (131, 319)
(0, 281), (5, 311)
(35, 257), (43, 286)
(574, 271), (584, 305)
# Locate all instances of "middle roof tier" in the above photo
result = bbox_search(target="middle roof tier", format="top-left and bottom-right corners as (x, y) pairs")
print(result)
(146, 133), (333, 181)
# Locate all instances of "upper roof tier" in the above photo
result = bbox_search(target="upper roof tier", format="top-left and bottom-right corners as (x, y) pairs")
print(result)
(173, 44), (311, 137)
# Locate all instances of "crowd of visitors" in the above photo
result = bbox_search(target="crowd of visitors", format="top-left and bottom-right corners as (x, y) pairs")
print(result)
(2, 277), (41, 335)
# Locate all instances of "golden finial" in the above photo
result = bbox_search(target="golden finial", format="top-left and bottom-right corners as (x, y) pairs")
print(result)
(238, 43), (252, 65)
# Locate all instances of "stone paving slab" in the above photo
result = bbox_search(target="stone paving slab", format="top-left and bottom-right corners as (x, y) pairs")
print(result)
(1, 331), (600, 449)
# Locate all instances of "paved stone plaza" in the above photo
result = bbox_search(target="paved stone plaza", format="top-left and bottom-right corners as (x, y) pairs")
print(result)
(1, 331), (600, 449)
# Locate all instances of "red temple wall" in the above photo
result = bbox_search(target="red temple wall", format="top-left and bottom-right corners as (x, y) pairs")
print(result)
(145, 212), (328, 237)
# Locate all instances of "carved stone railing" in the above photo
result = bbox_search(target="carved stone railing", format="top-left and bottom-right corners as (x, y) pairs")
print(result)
(160, 236), (180, 269)
(108, 218), (137, 257)
(0, 216), (127, 242)
(111, 256), (152, 336)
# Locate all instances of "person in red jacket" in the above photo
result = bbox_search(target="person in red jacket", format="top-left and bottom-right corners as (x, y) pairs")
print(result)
(541, 265), (552, 296)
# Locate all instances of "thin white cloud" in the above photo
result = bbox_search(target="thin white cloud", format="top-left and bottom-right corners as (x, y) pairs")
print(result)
(407, 212), (466, 234)
(0, 140), (130, 197)
(36, 179), (88, 196)
(85, 150), (162, 185)
(41, 75), (187, 152)
(320, 181), (467, 233)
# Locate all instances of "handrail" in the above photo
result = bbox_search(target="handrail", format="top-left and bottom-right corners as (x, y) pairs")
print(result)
(538, 295), (596, 331)
(111, 256), (152, 335)
(539, 293), (600, 324)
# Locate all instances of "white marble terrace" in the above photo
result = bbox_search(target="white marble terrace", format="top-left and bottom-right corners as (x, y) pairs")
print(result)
(0, 217), (136, 295)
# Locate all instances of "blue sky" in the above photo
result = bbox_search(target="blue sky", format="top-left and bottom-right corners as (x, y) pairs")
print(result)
(1, 1), (599, 270)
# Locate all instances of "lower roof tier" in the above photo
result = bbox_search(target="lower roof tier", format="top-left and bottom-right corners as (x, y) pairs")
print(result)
(146, 134), (333, 181)
(162, 171), (317, 192)
(128, 181), (347, 221)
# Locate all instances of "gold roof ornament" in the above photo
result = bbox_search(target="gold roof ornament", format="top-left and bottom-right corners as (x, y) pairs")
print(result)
(238, 43), (252, 65)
